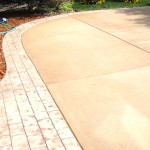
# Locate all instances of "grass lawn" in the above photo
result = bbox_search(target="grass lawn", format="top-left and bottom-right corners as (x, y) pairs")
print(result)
(73, 0), (150, 11)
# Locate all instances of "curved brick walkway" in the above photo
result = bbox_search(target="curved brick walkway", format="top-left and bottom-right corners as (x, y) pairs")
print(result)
(0, 14), (82, 150)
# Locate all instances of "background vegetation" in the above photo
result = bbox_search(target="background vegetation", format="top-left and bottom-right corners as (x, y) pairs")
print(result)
(73, 0), (150, 11)
(0, 0), (150, 13)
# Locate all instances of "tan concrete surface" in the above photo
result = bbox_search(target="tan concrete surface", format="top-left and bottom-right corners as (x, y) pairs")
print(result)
(22, 16), (150, 84)
(72, 7), (150, 52)
(22, 7), (150, 150)
(49, 66), (150, 150)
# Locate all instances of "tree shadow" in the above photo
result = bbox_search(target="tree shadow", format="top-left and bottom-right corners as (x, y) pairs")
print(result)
(0, 4), (53, 27)
(0, 9), (44, 19)
(0, 3), (50, 19)
(116, 7), (150, 27)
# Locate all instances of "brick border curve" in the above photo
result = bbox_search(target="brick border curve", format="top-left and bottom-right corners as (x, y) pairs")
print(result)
(0, 13), (83, 150)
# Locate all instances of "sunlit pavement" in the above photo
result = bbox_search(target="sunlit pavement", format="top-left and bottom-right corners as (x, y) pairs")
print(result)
(1, 7), (150, 150)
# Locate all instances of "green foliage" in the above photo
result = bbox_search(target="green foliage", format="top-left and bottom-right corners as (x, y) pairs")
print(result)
(28, 0), (36, 11)
(80, 0), (140, 5)
(1, 0), (149, 13)
(48, 0), (66, 10)
(59, 1), (74, 12)
(96, 0), (105, 4)
(73, 0), (150, 11)
(120, 0), (139, 3)
(81, 0), (96, 4)
(80, 0), (105, 5)
(27, 0), (66, 11)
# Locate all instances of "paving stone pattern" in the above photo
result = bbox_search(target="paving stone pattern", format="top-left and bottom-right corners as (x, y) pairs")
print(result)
(0, 14), (82, 150)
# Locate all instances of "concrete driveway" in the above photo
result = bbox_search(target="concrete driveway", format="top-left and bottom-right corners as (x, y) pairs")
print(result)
(22, 7), (150, 150)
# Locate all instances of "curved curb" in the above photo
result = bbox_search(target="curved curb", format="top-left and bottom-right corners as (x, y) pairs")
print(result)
(0, 14), (82, 150)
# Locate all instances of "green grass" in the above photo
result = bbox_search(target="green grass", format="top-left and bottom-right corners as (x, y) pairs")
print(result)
(73, 0), (150, 11)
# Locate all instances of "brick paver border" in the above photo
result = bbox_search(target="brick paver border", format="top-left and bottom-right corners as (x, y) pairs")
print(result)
(0, 14), (82, 150)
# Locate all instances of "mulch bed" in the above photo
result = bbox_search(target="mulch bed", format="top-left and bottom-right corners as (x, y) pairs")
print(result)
(0, 10), (54, 80)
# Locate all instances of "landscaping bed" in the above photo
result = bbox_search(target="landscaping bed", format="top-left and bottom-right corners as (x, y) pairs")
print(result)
(0, 9), (54, 80)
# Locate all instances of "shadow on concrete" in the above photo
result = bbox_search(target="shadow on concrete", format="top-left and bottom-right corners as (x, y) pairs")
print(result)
(116, 7), (150, 27)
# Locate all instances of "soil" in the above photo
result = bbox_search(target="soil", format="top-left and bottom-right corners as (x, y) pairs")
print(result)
(0, 8), (56, 80)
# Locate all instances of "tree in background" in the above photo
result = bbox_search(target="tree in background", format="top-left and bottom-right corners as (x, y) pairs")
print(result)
(0, 0), (67, 11)
(27, 0), (66, 11)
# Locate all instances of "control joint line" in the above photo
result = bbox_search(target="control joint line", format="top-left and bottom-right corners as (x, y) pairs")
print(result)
(71, 16), (150, 54)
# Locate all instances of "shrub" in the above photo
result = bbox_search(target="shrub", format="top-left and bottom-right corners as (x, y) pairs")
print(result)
(96, 0), (105, 4)
(48, 0), (66, 10)
(81, 0), (105, 4)
(120, 0), (139, 3)
(27, 0), (66, 11)
(28, 0), (36, 11)
(59, 1), (74, 12)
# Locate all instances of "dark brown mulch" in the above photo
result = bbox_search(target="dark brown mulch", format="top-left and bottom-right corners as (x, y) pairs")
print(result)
(0, 10), (55, 80)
